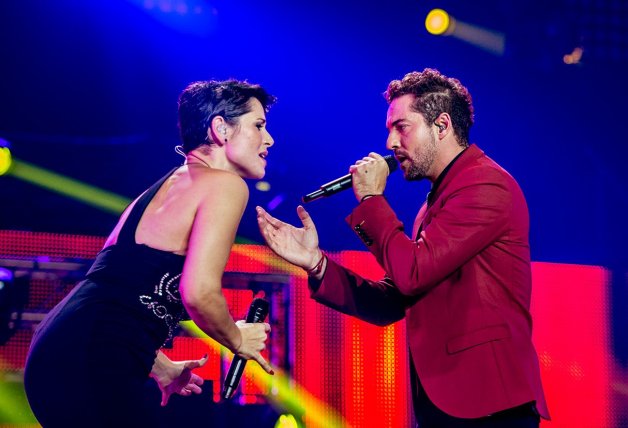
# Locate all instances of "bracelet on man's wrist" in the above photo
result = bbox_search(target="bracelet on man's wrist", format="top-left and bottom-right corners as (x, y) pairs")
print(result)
(360, 194), (380, 203)
(305, 253), (326, 276)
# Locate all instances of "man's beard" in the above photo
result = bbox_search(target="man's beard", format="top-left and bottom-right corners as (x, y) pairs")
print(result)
(404, 132), (437, 181)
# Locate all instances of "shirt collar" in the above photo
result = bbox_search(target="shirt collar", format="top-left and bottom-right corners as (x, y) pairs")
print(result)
(426, 146), (468, 206)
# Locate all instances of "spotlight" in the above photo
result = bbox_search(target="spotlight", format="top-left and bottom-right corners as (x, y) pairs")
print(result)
(424, 8), (505, 56)
(126, 0), (217, 36)
(255, 181), (271, 192)
(425, 9), (453, 36)
(0, 138), (12, 176)
(274, 414), (299, 428)
(0, 267), (13, 286)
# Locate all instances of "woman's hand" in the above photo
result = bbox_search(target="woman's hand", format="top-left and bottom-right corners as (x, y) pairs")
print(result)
(150, 352), (208, 406)
(234, 320), (273, 374)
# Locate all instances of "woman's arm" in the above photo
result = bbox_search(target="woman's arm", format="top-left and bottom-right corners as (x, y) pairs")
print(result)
(178, 170), (272, 373)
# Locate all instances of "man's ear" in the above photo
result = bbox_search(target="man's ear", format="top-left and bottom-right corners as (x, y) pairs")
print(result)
(433, 112), (452, 137)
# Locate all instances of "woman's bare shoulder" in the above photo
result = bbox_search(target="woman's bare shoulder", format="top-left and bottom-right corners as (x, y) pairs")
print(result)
(190, 168), (249, 200)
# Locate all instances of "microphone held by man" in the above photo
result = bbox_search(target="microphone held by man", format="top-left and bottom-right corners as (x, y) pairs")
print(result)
(302, 154), (398, 203)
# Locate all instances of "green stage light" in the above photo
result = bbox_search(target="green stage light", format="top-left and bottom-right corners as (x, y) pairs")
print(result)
(7, 159), (131, 215)
(1, 157), (256, 243)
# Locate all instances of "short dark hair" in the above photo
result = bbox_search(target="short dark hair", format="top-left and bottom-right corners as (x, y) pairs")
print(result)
(385, 68), (474, 147)
(178, 79), (277, 153)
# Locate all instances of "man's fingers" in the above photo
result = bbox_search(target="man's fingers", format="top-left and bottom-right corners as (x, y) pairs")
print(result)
(256, 206), (282, 228)
(296, 205), (315, 229)
(255, 207), (273, 229)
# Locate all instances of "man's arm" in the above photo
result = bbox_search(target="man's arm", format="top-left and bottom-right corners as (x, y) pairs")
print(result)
(257, 204), (408, 325)
(347, 168), (512, 297)
(309, 257), (409, 326)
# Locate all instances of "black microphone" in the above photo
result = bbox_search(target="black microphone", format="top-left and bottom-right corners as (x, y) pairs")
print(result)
(301, 155), (398, 203)
(222, 298), (270, 400)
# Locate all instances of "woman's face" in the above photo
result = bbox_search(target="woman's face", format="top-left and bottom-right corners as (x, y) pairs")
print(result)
(225, 98), (274, 179)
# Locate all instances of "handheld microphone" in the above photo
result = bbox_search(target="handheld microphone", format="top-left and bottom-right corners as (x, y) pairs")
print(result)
(221, 298), (270, 400)
(302, 155), (398, 203)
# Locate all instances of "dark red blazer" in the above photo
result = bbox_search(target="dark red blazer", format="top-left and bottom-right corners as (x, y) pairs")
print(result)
(311, 145), (549, 419)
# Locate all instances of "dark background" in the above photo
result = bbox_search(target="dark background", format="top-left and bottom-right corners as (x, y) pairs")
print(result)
(1, 0), (627, 271)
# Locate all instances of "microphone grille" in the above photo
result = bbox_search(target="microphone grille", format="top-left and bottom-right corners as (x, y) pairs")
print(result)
(383, 155), (398, 173)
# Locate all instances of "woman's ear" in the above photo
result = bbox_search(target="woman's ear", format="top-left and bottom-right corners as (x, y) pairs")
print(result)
(208, 116), (228, 145)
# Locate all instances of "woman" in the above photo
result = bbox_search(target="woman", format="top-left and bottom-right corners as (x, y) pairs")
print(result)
(24, 79), (276, 427)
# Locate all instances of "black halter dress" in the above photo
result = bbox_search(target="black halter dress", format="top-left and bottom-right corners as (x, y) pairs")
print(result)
(25, 168), (190, 427)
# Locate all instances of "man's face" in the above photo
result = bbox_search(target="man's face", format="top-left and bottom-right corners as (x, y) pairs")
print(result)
(385, 94), (438, 181)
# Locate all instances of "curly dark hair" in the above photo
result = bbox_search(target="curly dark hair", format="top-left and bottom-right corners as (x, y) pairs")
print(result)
(178, 79), (277, 153)
(384, 68), (474, 147)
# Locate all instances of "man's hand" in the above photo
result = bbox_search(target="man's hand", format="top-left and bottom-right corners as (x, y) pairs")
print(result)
(349, 152), (390, 202)
(256, 205), (322, 271)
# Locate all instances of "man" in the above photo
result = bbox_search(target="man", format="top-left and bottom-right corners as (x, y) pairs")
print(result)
(257, 68), (549, 427)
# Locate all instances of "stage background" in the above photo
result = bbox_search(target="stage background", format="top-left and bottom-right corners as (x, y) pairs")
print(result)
(0, 231), (624, 427)
(1, 0), (627, 426)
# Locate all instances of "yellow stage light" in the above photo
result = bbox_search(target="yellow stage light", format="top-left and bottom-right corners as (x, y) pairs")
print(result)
(255, 181), (271, 192)
(275, 414), (300, 428)
(0, 147), (12, 176)
(425, 8), (504, 56)
(181, 320), (348, 428)
(425, 9), (452, 36)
